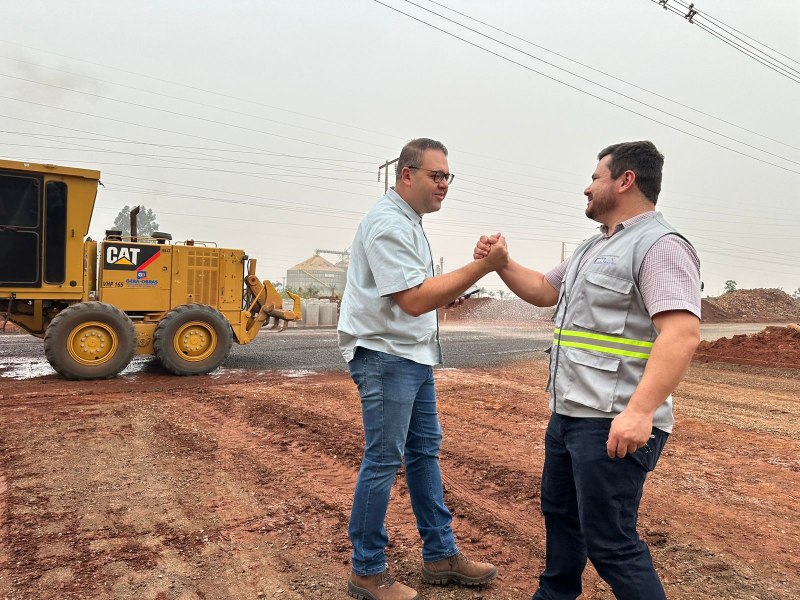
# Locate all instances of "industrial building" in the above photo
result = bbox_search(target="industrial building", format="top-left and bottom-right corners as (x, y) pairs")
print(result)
(286, 253), (347, 298)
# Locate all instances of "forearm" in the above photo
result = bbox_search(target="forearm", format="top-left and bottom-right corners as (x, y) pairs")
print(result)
(497, 259), (558, 307)
(394, 259), (495, 317)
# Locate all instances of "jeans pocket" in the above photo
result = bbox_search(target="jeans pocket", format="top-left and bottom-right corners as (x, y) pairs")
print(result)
(626, 431), (668, 472)
(626, 446), (655, 472)
(349, 350), (381, 396)
(377, 350), (412, 364)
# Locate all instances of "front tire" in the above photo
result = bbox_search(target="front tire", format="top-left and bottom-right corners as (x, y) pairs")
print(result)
(153, 304), (233, 375)
(44, 301), (136, 380)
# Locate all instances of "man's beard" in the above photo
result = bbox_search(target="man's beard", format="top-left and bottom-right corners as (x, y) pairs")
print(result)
(585, 194), (617, 221)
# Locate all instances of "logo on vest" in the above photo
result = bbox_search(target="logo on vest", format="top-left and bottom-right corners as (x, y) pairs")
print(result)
(594, 255), (618, 264)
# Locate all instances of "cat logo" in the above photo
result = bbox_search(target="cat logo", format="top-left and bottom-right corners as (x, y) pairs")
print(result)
(104, 244), (161, 271)
(106, 246), (141, 266)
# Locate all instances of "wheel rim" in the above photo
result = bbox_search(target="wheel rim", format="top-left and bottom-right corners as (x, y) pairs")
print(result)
(173, 320), (217, 361)
(67, 321), (119, 366)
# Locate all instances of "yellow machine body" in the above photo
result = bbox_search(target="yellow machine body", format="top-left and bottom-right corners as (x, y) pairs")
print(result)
(95, 240), (298, 352)
(1, 158), (301, 379)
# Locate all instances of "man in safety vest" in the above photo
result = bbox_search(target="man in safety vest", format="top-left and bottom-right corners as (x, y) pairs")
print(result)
(475, 140), (701, 600)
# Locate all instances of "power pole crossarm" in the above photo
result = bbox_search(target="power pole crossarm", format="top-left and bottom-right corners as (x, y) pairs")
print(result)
(378, 158), (400, 193)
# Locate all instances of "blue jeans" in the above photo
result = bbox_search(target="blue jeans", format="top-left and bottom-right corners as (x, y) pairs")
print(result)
(347, 347), (457, 575)
(532, 413), (668, 600)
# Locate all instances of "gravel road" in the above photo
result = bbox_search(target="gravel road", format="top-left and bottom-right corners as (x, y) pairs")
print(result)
(0, 322), (789, 380)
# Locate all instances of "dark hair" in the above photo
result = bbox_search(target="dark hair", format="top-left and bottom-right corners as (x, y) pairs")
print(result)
(396, 138), (448, 182)
(598, 140), (664, 204)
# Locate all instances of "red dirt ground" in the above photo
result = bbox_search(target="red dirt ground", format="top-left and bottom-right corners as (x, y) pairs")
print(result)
(1, 325), (799, 599)
(695, 324), (800, 368)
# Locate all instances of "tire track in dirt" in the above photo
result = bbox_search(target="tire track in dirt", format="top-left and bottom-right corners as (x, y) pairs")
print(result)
(148, 388), (534, 598)
(637, 364), (800, 599)
(1, 390), (308, 600)
(147, 390), (420, 593)
(155, 376), (576, 598)
(2, 359), (799, 599)
(0, 471), (9, 598)
(0, 398), (164, 599)
(678, 365), (800, 440)
(178, 367), (800, 599)
(434, 364), (800, 599)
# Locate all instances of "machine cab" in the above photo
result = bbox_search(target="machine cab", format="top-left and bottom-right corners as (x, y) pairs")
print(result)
(0, 159), (100, 298)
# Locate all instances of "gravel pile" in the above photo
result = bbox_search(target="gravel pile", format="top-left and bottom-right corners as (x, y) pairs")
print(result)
(701, 289), (800, 322)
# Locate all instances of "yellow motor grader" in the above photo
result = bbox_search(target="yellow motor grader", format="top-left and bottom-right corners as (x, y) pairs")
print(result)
(0, 158), (301, 379)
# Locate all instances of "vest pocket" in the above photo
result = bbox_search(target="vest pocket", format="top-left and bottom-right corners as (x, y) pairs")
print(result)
(572, 271), (633, 335)
(562, 348), (620, 412)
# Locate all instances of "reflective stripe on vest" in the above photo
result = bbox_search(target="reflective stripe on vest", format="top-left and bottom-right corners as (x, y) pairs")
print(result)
(553, 328), (654, 360)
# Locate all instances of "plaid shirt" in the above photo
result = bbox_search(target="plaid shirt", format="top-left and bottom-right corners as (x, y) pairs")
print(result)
(545, 211), (701, 318)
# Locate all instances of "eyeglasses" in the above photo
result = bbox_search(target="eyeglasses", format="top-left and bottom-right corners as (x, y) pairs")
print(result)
(408, 166), (455, 184)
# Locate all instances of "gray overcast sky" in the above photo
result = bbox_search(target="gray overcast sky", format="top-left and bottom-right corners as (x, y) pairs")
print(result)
(2, 0), (799, 297)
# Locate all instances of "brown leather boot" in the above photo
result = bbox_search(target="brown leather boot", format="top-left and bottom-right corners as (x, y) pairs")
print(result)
(422, 552), (497, 586)
(348, 568), (418, 600)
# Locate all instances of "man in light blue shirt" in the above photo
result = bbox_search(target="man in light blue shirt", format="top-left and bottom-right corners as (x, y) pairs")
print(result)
(339, 138), (508, 600)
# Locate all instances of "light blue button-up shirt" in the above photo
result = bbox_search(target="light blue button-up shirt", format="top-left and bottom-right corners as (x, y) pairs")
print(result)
(338, 188), (442, 365)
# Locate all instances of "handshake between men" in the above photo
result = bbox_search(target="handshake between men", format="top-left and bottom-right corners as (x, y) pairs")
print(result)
(447, 233), (507, 308)
(337, 137), (700, 600)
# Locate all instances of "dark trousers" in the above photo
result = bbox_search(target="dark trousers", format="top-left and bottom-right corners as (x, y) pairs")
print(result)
(532, 413), (668, 600)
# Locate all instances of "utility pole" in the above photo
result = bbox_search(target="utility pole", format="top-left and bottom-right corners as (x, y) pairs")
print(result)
(378, 158), (399, 193)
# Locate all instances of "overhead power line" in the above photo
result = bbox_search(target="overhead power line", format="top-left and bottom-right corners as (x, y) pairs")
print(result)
(428, 0), (800, 154)
(0, 132), (377, 163)
(400, 0), (800, 165)
(0, 140), (372, 174)
(0, 40), (405, 143)
(371, 0), (800, 176)
(0, 45), (596, 184)
(399, 0), (800, 166)
(0, 80), (384, 160)
(651, 0), (800, 84)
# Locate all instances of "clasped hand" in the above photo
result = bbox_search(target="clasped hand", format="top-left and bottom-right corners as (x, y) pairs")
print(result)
(474, 232), (508, 269)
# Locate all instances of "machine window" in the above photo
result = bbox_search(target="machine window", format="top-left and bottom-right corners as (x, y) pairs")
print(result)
(44, 181), (68, 283)
(0, 174), (40, 227)
(0, 173), (41, 285)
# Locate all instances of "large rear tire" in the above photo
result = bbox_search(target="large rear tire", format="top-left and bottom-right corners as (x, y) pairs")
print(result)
(43, 301), (136, 380)
(153, 304), (233, 375)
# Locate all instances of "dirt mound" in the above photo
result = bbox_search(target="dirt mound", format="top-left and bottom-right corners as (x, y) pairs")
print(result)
(440, 289), (800, 325)
(701, 288), (800, 323)
(694, 324), (800, 368)
(698, 299), (730, 323)
(440, 297), (554, 322)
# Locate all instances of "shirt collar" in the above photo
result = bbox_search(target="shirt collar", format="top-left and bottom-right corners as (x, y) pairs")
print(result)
(385, 187), (422, 225)
(599, 210), (659, 237)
